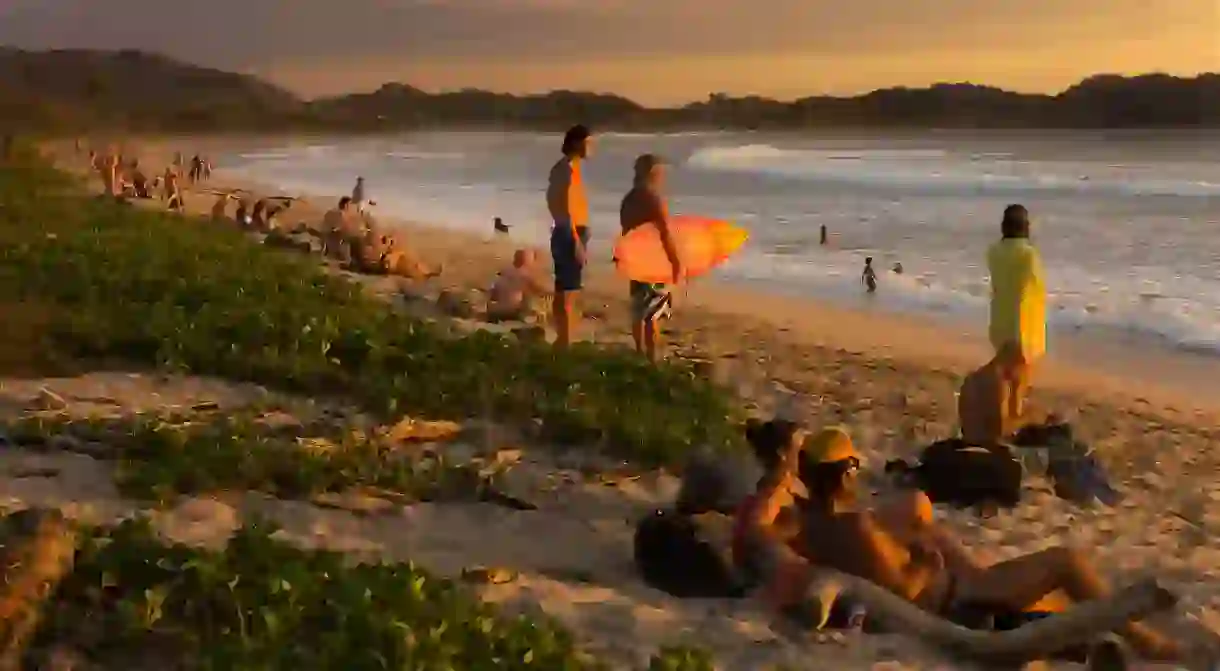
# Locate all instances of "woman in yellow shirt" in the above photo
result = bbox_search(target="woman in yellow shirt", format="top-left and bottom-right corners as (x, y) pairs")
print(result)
(986, 204), (1046, 429)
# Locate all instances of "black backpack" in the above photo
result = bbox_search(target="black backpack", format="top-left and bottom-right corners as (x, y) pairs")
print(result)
(632, 509), (748, 599)
(885, 439), (1024, 509)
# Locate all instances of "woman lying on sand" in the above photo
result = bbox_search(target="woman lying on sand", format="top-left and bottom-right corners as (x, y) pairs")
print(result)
(777, 426), (1185, 661)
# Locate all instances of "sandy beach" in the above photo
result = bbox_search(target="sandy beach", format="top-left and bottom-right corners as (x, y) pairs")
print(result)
(22, 136), (1220, 669)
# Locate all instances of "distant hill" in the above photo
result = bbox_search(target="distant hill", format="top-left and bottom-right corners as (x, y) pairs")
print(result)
(1, 48), (1218, 132)
(0, 48), (306, 131)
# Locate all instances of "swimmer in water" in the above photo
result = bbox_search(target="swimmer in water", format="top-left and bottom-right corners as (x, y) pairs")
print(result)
(862, 257), (877, 294)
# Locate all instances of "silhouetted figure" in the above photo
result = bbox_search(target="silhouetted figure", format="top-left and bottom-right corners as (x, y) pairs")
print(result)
(862, 257), (877, 294)
(820, 224), (828, 246)
(494, 217), (510, 235)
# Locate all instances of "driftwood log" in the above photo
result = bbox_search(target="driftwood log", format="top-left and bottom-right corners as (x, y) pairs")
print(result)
(810, 570), (1177, 666)
(0, 509), (78, 670)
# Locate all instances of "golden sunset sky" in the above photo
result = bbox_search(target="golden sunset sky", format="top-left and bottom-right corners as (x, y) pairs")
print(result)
(1, 0), (1217, 104)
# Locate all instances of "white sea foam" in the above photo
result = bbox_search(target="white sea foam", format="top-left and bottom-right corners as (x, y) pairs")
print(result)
(686, 144), (1220, 197)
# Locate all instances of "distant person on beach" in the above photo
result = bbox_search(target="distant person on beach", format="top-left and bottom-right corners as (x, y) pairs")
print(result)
(102, 150), (120, 198)
(546, 124), (593, 348)
(351, 177), (369, 213)
(620, 153), (681, 362)
(790, 426), (1185, 661)
(987, 204), (1046, 429)
(820, 224), (828, 246)
(493, 217), (510, 235)
(165, 170), (184, 213)
(487, 249), (549, 322)
(128, 160), (150, 199)
(862, 257), (877, 294)
(322, 196), (361, 260)
(189, 155), (202, 184)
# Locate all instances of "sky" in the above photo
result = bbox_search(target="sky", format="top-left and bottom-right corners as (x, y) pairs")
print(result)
(1, 0), (1217, 105)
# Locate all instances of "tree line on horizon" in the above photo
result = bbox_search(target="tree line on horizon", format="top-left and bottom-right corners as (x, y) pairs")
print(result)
(1, 47), (1218, 133)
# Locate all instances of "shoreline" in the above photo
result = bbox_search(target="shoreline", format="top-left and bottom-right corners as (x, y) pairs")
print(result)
(52, 135), (1220, 422)
(185, 136), (1220, 423)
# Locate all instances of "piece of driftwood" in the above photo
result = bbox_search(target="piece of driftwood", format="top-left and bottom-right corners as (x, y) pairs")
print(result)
(0, 509), (78, 671)
(810, 570), (1176, 665)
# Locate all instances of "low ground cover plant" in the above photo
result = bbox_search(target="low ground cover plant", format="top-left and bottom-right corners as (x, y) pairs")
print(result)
(0, 154), (742, 466)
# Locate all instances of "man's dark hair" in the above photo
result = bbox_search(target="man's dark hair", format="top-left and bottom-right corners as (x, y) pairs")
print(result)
(338, 196), (352, 209)
(1001, 204), (1030, 239)
(561, 125), (591, 156)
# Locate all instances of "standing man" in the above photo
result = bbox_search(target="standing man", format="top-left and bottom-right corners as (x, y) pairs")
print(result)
(620, 154), (682, 362)
(546, 125), (593, 348)
(352, 176), (368, 214)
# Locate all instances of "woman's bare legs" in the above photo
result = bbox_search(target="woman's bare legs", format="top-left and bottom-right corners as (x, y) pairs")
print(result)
(876, 492), (1179, 659)
(956, 546), (1182, 660)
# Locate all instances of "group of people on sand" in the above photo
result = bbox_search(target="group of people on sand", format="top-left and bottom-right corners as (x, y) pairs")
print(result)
(317, 194), (440, 281)
(82, 144), (212, 213)
(730, 418), (1186, 662)
(724, 207), (1189, 660)
(723, 207), (1201, 661)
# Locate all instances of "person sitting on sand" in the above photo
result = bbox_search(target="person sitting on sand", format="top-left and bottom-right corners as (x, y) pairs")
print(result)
(251, 199), (269, 231)
(234, 199), (253, 229)
(734, 421), (925, 625)
(987, 204), (1045, 428)
(487, 249), (549, 322)
(264, 200), (291, 231)
(957, 356), (1017, 446)
(791, 426), (1184, 661)
(620, 153), (682, 362)
(322, 197), (362, 259)
(128, 160), (151, 199)
(211, 193), (235, 221)
(382, 235), (441, 281)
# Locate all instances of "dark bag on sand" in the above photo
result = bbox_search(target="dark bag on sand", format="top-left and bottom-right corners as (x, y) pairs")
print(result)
(885, 439), (1024, 509)
(633, 509), (747, 599)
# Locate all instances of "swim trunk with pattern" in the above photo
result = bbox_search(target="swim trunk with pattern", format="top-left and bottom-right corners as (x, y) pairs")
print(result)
(630, 281), (671, 324)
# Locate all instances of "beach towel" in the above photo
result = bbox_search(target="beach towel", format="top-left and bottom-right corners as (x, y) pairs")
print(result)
(885, 439), (1024, 509)
(987, 238), (1046, 362)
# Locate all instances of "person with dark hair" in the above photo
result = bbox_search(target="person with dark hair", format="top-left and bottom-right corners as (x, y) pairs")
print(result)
(620, 153), (682, 362)
(546, 125), (593, 348)
(983, 203), (1045, 436)
(862, 257), (877, 294)
(322, 196), (359, 260)
(794, 427), (1184, 661)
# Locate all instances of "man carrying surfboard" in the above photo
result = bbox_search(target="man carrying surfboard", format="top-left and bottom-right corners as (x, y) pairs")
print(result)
(620, 154), (683, 362)
(546, 125), (593, 349)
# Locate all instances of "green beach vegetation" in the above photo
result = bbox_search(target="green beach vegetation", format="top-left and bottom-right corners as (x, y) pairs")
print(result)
(0, 145), (733, 669)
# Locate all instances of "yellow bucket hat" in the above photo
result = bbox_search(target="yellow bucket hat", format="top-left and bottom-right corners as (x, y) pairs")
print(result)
(802, 426), (858, 465)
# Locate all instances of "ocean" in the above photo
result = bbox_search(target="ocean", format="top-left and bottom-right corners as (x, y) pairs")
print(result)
(222, 130), (1220, 357)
